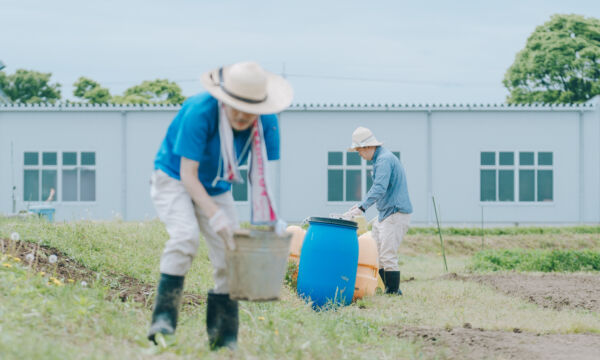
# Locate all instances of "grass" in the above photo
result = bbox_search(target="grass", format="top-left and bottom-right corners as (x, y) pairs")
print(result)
(0, 251), (423, 359)
(407, 225), (600, 236)
(469, 249), (600, 272)
(1, 216), (600, 359)
(0, 255), (151, 360)
(0, 217), (212, 293)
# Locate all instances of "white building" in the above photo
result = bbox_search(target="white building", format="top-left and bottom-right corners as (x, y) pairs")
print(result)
(1, 96), (599, 225)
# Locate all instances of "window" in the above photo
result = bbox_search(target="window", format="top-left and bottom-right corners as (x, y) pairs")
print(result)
(327, 150), (400, 202)
(23, 151), (96, 203)
(23, 152), (57, 202)
(65, 151), (96, 202)
(480, 151), (553, 203)
(232, 155), (249, 202)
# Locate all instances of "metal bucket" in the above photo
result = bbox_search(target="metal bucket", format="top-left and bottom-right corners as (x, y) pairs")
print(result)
(226, 228), (292, 301)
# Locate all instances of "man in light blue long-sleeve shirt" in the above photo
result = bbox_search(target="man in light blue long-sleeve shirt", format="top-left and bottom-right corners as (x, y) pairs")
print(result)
(343, 126), (412, 295)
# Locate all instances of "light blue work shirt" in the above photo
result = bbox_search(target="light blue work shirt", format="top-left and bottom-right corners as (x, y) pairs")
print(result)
(154, 93), (280, 196)
(359, 146), (413, 221)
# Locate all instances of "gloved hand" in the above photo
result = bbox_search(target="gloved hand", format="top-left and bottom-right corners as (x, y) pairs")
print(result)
(209, 209), (236, 250)
(341, 204), (363, 220)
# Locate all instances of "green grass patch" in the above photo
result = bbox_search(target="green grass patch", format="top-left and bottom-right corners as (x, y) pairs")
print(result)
(408, 225), (600, 236)
(0, 255), (150, 360)
(470, 249), (600, 272)
(2, 216), (600, 358)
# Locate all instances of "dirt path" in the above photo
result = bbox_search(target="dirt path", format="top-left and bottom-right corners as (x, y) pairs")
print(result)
(0, 238), (203, 307)
(444, 272), (600, 312)
(391, 326), (600, 360)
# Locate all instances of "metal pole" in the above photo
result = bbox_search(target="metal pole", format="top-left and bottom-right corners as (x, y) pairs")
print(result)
(10, 141), (16, 213)
(120, 111), (128, 220)
(427, 110), (433, 225)
(432, 195), (448, 272)
(579, 110), (584, 223)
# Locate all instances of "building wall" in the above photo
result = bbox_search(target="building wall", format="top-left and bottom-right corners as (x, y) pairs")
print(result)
(1, 100), (598, 225)
(431, 110), (579, 225)
(125, 110), (174, 220)
(278, 110), (428, 223)
(582, 107), (600, 223)
(0, 110), (123, 220)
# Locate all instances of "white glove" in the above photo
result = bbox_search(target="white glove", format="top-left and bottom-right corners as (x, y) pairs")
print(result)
(274, 219), (287, 237)
(209, 209), (236, 250)
(341, 204), (363, 220)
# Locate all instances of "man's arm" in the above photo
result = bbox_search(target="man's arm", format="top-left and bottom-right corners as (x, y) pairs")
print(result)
(180, 156), (236, 248)
(180, 156), (218, 217)
(360, 158), (392, 211)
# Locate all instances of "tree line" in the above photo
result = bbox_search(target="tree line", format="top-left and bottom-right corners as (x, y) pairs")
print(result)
(0, 14), (598, 105)
(0, 71), (185, 105)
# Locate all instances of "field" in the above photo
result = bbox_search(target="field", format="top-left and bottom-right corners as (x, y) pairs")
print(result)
(1, 217), (599, 359)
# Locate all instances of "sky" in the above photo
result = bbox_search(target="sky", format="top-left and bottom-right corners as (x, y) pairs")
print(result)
(1, 0), (599, 104)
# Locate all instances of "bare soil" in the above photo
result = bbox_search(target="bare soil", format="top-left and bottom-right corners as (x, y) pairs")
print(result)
(0, 238), (203, 307)
(444, 272), (600, 312)
(390, 325), (600, 360)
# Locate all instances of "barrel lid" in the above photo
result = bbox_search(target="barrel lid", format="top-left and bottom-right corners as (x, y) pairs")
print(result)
(308, 217), (358, 228)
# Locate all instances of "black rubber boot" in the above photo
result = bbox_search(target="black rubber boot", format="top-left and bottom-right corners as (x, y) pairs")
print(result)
(378, 268), (386, 292)
(206, 291), (239, 350)
(384, 271), (402, 295)
(147, 273), (184, 344)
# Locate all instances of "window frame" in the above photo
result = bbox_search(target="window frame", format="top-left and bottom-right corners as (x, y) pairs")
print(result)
(479, 150), (554, 206)
(23, 151), (59, 203)
(22, 150), (97, 204)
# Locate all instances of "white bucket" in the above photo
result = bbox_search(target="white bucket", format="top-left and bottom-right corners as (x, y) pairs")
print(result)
(226, 228), (292, 301)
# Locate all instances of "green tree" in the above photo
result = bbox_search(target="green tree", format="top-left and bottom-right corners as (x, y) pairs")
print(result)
(0, 69), (61, 104)
(504, 14), (600, 104)
(112, 79), (185, 105)
(73, 77), (111, 104)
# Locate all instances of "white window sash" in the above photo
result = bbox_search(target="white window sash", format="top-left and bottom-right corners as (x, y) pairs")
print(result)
(480, 151), (553, 204)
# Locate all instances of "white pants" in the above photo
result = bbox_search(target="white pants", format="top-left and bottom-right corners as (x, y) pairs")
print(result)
(372, 212), (411, 271)
(150, 169), (238, 294)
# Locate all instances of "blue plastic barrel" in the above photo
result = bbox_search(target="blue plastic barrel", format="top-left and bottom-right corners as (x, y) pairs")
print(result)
(29, 205), (56, 222)
(297, 217), (359, 308)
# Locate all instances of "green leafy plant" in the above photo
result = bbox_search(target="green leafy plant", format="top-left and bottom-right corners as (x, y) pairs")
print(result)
(470, 249), (600, 272)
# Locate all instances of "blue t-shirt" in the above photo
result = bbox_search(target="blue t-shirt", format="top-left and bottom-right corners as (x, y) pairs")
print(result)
(154, 93), (280, 196)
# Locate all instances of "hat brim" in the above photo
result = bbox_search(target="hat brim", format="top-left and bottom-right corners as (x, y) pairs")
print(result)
(200, 66), (293, 115)
(347, 141), (383, 152)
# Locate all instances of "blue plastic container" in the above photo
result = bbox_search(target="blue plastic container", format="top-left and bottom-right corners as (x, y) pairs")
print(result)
(297, 217), (359, 308)
(29, 205), (56, 222)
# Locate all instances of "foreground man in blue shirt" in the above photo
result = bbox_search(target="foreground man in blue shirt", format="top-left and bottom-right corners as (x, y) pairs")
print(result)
(148, 62), (292, 349)
(343, 126), (413, 295)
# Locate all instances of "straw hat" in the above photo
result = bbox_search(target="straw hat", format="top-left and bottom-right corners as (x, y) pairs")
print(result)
(200, 62), (293, 115)
(348, 126), (383, 151)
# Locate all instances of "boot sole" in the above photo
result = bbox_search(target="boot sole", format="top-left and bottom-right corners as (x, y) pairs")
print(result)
(148, 319), (174, 344)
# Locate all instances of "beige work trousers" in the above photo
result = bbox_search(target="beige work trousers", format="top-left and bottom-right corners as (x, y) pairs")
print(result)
(372, 212), (411, 271)
(150, 169), (238, 294)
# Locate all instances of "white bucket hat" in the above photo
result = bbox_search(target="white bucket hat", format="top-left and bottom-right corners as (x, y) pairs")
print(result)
(200, 61), (293, 115)
(348, 126), (383, 151)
